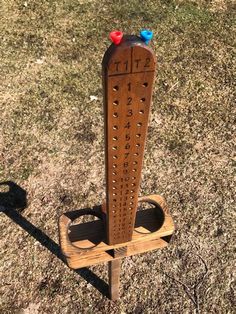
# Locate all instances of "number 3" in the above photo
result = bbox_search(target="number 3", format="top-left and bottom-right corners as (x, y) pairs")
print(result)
(127, 109), (133, 117)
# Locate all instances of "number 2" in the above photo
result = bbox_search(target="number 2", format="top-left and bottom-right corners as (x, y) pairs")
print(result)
(127, 97), (132, 105)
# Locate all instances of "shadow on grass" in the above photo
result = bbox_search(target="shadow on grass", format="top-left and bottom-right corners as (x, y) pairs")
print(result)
(0, 181), (109, 298)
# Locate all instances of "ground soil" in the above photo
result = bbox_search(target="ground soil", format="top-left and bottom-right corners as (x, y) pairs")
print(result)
(0, 1), (235, 313)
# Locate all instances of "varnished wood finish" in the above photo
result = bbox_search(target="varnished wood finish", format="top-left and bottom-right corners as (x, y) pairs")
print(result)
(58, 35), (175, 300)
(59, 195), (174, 269)
(103, 35), (156, 245)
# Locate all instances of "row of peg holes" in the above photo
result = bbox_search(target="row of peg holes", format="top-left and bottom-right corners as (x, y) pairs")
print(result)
(113, 100), (145, 106)
(113, 110), (144, 117)
(113, 124), (142, 129)
(113, 153), (139, 158)
(112, 145), (140, 150)
(113, 82), (148, 91)
(110, 81), (149, 238)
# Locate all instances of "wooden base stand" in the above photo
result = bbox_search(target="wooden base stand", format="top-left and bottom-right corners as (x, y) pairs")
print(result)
(59, 194), (175, 299)
(58, 33), (175, 300)
(109, 259), (122, 300)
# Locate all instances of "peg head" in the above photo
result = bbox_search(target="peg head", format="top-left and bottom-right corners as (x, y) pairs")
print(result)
(140, 29), (153, 45)
(109, 31), (123, 45)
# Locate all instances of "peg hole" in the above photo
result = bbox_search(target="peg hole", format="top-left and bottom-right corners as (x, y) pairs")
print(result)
(113, 100), (119, 105)
(113, 85), (119, 91)
(136, 134), (141, 138)
(113, 136), (118, 141)
(113, 112), (118, 118)
(136, 143), (141, 147)
(112, 146), (118, 150)
(139, 110), (144, 114)
(137, 122), (142, 127)
(142, 82), (148, 87)
(113, 155), (118, 159)
(140, 98), (146, 102)
(113, 125), (118, 130)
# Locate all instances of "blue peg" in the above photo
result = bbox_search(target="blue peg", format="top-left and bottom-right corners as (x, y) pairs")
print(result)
(140, 29), (153, 45)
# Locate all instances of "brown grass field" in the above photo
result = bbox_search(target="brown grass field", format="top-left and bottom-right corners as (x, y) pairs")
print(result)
(0, 0), (235, 313)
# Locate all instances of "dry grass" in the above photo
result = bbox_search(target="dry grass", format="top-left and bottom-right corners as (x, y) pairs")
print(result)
(0, 0), (235, 313)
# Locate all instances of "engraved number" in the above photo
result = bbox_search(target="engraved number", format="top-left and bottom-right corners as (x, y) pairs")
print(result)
(127, 109), (133, 117)
(135, 59), (141, 68)
(114, 60), (128, 71)
(125, 122), (131, 129)
(144, 58), (150, 68)
(127, 97), (132, 105)
(114, 61), (120, 72)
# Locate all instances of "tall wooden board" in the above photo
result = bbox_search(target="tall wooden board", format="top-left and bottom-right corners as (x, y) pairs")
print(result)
(103, 35), (156, 244)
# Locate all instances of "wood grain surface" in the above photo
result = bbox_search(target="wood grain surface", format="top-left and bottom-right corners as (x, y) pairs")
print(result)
(102, 35), (157, 245)
(59, 195), (174, 269)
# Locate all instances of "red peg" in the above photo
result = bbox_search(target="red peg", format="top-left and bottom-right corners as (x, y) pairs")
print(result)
(109, 31), (123, 45)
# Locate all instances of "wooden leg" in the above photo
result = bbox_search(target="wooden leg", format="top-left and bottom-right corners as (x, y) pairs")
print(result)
(108, 259), (121, 300)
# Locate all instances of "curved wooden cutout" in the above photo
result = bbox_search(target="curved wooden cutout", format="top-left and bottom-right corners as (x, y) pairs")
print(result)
(58, 195), (174, 269)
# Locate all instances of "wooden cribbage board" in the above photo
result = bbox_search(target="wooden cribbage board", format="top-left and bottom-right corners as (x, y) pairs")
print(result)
(58, 33), (175, 300)
(103, 35), (156, 245)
